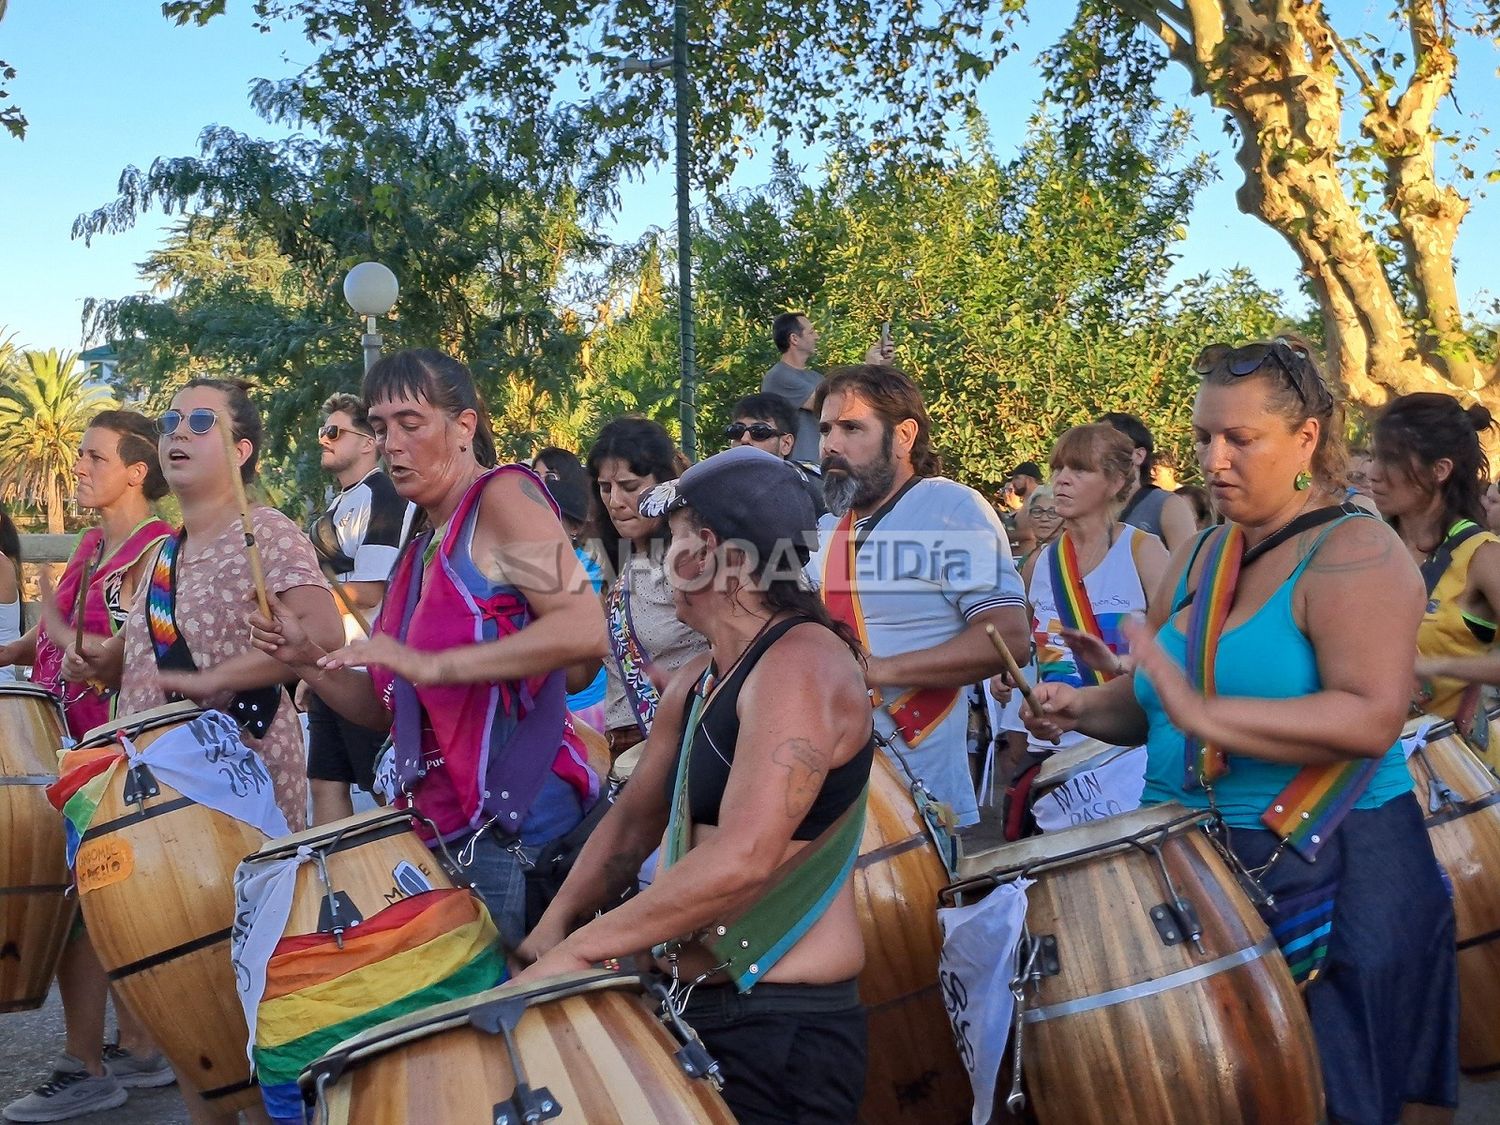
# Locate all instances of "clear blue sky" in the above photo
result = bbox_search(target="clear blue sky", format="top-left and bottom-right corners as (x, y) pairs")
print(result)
(2, 1), (1497, 355)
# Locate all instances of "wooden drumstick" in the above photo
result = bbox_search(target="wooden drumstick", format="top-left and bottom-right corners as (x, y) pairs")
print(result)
(326, 573), (372, 638)
(219, 414), (271, 618)
(985, 623), (1040, 714)
(74, 540), (102, 655)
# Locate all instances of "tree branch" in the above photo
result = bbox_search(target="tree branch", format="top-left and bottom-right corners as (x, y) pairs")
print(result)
(1328, 28), (1381, 104)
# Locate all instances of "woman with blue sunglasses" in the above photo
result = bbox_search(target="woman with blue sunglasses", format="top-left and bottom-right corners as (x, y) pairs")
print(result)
(65, 379), (343, 836)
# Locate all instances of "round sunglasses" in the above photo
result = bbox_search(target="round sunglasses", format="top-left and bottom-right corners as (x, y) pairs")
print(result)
(157, 408), (219, 436)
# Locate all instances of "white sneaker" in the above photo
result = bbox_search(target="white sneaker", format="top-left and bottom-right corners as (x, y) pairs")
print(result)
(2, 1056), (128, 1122)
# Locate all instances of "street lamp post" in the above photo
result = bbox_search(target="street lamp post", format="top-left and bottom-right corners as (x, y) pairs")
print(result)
(612, 0), (698, 459)
(342, 261), (400, 374)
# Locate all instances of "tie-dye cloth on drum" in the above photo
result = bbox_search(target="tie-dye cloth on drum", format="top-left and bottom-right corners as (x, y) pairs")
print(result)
(46, 708), (289, 866)
(232, 865), (504, 1124)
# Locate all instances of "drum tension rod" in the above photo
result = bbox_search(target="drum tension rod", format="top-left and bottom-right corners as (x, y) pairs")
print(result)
(1415, 746), (1460, 815)
(1140, 842), (1205, 955)
(469, 996), (562, 1124)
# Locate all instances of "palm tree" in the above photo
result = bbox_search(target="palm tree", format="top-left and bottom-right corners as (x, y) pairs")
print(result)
(0, 350), (116, 532)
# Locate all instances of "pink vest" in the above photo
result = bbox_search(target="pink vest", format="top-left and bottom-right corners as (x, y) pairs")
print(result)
(34, 519), (173, 738)
(371, 466), (596, 841)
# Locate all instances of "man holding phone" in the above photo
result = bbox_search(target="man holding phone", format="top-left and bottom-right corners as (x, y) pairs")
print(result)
(762, 311), (894, 463)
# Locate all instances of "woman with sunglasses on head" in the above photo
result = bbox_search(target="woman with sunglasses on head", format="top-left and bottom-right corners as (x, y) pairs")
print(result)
(1, 412), (176, 1125)
(587, 417), (709, 770)
(1368, 395), (1500, 738)
(1024, 338), (1456, 1124)
(1098, 412), (1200, 551)
(250, 349), (607, 950)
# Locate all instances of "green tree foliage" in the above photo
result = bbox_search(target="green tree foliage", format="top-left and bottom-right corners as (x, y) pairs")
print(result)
(0, 0), (24, 140)
(0, 350), (116, 532)
(78, 114), (600, 513)
(609, 114), (1291, 491)
(162, 0), (1026, 195)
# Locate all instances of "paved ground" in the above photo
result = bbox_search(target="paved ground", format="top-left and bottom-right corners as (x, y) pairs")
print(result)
(2, 791), (1495, 1123)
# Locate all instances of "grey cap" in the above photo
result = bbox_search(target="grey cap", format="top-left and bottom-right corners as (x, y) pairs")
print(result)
(639, 446), (818, 576)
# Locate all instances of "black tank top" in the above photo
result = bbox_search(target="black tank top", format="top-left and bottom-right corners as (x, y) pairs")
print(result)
(671, 616), (875, 841)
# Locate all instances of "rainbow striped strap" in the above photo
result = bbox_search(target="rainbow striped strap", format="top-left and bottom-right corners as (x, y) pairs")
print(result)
(1260, 758), (1379, 861)
(1181, 525), (1243, 788)
(1047, 532), (1109, 686)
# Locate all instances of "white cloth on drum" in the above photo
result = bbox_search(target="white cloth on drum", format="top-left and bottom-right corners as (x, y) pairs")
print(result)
(937, 878), (1031, 1125)
(1031, 746), (1148, 834)
(230, 846), (313, 1065)
(1400, 720), (1437, 760)
(118, 710), (290, 839)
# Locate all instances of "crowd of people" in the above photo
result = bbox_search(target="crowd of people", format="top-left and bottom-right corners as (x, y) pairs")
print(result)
(0, 311), (1496, 1125)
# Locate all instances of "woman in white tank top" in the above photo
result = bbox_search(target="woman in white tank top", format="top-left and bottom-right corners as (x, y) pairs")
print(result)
(1009, 424), (1169, 830)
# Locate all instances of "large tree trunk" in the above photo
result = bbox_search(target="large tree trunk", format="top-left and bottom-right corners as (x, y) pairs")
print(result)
(47, 477), (63, 535)
(1115, 0), (1492, 411)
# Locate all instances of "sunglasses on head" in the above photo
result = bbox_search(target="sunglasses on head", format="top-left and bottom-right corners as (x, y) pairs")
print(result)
(157, 408), (219, 436)
(725, 422), (783, 442)
(1193, 338), (1317, 406)
(319, 423), (373, 442)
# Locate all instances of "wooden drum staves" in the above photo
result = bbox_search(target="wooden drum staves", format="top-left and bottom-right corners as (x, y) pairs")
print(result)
(951, 804), (1324, 1125)
(0, 683), (74, 1012)
(298, 970), (736, 1124)
(853, 752), (970, 1124)
(243, 806), (456, 937)
(72, 703), (267, 1112)
(1405, 715), (1500, 1077)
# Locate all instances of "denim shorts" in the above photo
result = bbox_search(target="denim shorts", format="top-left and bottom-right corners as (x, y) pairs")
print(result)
(680, 979), (867, 1124)
(443, 829), (544, 951)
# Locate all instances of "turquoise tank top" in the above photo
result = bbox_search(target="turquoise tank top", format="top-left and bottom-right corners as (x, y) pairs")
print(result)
(1133, 516), (1411, 829)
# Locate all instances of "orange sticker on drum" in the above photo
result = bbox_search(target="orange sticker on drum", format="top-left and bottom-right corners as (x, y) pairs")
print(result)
(75, 839), (134, 893)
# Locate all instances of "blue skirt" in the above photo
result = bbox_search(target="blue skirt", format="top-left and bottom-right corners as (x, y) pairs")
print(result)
(1228, 793), (1458, 1124)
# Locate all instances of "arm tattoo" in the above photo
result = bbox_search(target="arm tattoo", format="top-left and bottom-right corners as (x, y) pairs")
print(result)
(772, 737), (827, 819)
(1304, 522), (1393, 574)
(599, 852), (642, 907)
(519, 476), (553, 509)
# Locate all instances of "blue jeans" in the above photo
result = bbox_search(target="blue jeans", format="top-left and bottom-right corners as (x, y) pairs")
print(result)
(442, 829), (543, 950)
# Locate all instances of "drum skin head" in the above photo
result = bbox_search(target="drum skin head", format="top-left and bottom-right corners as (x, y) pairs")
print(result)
(956, 801), (1208, 881)
(249, 807), (417, 860)
(77, 701), (205, 748)
(1033, 739), (1134, 794)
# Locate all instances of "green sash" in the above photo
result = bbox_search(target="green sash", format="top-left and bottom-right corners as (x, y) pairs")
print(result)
(660, 668), (868, 992)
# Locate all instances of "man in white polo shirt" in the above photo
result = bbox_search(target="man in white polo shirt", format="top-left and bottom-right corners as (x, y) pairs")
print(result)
(812, 365), (1029, 829)
(305, 393), (414, 823)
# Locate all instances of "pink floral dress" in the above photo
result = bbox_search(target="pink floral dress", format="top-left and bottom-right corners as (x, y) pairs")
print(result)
(119, 507), (329, 831)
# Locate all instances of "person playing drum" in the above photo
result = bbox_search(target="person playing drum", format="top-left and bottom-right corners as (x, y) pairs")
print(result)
(2, 411), (176, 1123)
(250, 349), (607, 949)
(61, 381), (343, 1124)
(1023, 337), (1457, 1124)
(513, 446), (876, 1124)
(994, 423), (1168, 831)
(1366, 394), (1500, 747)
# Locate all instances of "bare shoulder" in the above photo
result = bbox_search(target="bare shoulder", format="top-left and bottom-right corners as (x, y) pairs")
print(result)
(748, 621), (866, 700)
(1303, 516), (1420, 593)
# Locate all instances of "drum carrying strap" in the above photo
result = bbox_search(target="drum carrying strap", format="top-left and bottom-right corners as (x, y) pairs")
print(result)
(146, 532), (281, 739)
(1180, 509), (1377, 861)
(659, 667), (868, 992)
(1047, 531), (1117, 686)
(820, 496), (960, 748)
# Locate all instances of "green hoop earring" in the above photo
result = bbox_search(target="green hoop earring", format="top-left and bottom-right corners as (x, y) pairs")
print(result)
(1294, 470), (1312, 491)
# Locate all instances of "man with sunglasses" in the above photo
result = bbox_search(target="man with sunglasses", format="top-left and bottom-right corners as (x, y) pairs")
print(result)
(727, 392), (826, 516)
(304, 393), (415, 823)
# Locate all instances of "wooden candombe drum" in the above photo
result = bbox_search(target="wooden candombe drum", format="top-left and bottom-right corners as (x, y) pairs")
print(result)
(1405, 714), (1500, 1077)
(243, 806), (456, 938)
(950, 803), (1323, 1125)
(298, 970), (736, 1124)
(72, 703), (267, 1111)
(853, 752), (969, 1124)
(0, 682), (74, 1012)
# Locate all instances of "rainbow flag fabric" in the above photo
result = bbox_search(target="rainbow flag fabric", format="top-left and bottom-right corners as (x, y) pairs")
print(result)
(46, 745), (126, 868)
(251, 888), (505, 1123)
